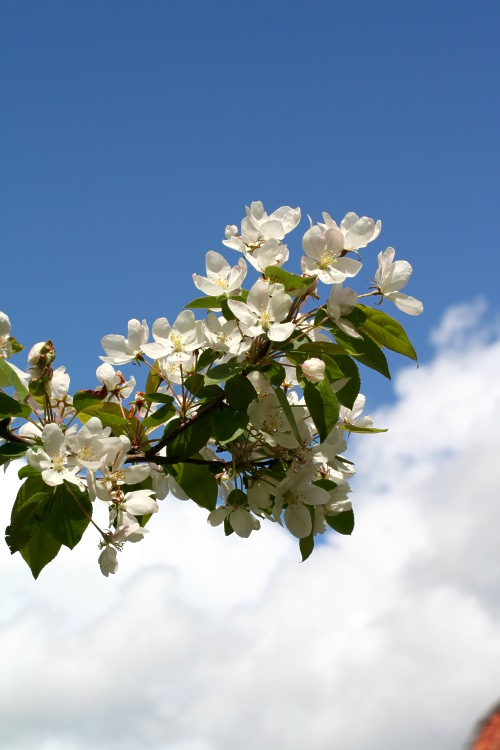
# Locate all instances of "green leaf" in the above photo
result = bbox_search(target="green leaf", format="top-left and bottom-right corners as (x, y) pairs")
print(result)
(173, 462), (218, 511)
(341, 423), (387, 434)
(196, 348), (218, 371)
(302, 379), (339, 442)
(5, 492), (50, 553)
(43, 483), (92, 550)
(263, 266), (315, 296)
(167, 413), (214, 461)
(7, 475), (61, 578)
(6, 475), (93, 577)
(184, 372), (205, 396)
(0, 357), (29, 400)
(225, 374), (257, 411)
(204, 358), (244, 384)
(220, 298), (236, 321)
(313, 479), (338, 492)
(326, 509), (355, 535)
(73, 390), (104, 413)
(142, 402), (177, 430)
(299, 533), (315, 562)
(0, 441), (28, 466)
(196, 384), (224, 405)
(79, 401), (141, 439)
(226, 488), (247, 506)
(184, 296), (223, 309)
(296, 341), (348, 359)
(346, 305), (418, 361)
(8, 336), (24, 354)
(330, 356), (361, 410)
(145, 361), (163, 395)
(19, 525), (62, 579)
(259, 362), (286, 387)
(212, 407), (248, 443)
(18, 465), (41, 479)
(0, 392), (31, 419)
(332, 327), (391, 380)
(144, 392), (175, 405)
(273, 386), (302, 446)
(12, 474), (47, 512)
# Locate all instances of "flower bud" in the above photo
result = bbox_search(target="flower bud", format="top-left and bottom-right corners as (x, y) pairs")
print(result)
(301, 358), (325, 382)
(225, 224), (238, 239)
(28, 341), (55, 367)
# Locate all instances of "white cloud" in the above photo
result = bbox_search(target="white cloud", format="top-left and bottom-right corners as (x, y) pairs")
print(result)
(1, 300), (500, 750)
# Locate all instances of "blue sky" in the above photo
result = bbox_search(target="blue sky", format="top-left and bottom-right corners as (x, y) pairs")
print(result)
(2, 0), (499, 400)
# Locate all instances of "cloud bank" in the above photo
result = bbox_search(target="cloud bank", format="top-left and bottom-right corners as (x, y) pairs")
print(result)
(1, 299), (500, 750)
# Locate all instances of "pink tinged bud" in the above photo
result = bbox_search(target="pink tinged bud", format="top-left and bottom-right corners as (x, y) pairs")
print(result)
(301, 358), (325, 382)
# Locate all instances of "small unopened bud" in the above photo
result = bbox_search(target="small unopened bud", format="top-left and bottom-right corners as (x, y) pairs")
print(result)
(225, 224), (238, 239)
(301, 358), (325, 383)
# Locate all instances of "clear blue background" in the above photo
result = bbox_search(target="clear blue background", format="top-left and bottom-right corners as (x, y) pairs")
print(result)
(2, 0), (499, 401)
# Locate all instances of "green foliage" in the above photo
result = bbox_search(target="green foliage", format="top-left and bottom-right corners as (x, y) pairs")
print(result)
(204, 358), (244, 385)
(6, 476), (92, 578)
(212, 406), (248, 443)
(172, 463), (218, 511)
(326, 509), (355, 535)
(0, 441), (29, 466)
(330, 356), (361, 410)
(263, 266), (314, 296)
(0, 392), (32, 419)
(331, 326), (391, 379)
(167, 413), (214, 461)
(299, 533), (315, 562)
(302, 379), (339, 442)
(224, 374), (257, 410)
(346, 305), (418, 361)
(142, 402), (177, 430)
(0, 357), (29, 400)
(273, 386), (302, 445)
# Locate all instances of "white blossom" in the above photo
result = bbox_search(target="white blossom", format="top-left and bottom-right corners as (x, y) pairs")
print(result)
(141, 312), (205, 363)
(98, 545), (119, 577)
(301, 214), (362, 284)
(208, 505), (261, 538)
(273, 468), (330, 538)
(96, 363), (136, 401)
(326, 284), (362, 338)
(101, 319), (149, 365)
(374, 247), (423, 315)
(227, 280), (295, 342)
(202, 313), (249, 356)
(50, 366), (70, 400)
(0, 311), (12, 358)
(26, 423), (82, 487)
(338, 211), (381, 251)
(66, 417), (122, 471)
(193, 251), (247, 297)
(339, 394), (374, 429)
(88, 435), (150, 502)
(223, 201), (300, 250)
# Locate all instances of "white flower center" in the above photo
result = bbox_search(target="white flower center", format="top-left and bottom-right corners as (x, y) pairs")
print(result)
(259, 308), (272, 330)
(51, 452), (66, 473)
(319, 251), (335, 270)
(170, 332), (183, 352)
(79, 443), (96, 461)
(215, 276), (228, 290)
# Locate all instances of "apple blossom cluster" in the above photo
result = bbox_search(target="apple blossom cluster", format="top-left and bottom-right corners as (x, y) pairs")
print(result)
(0, 201), (422, 578)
